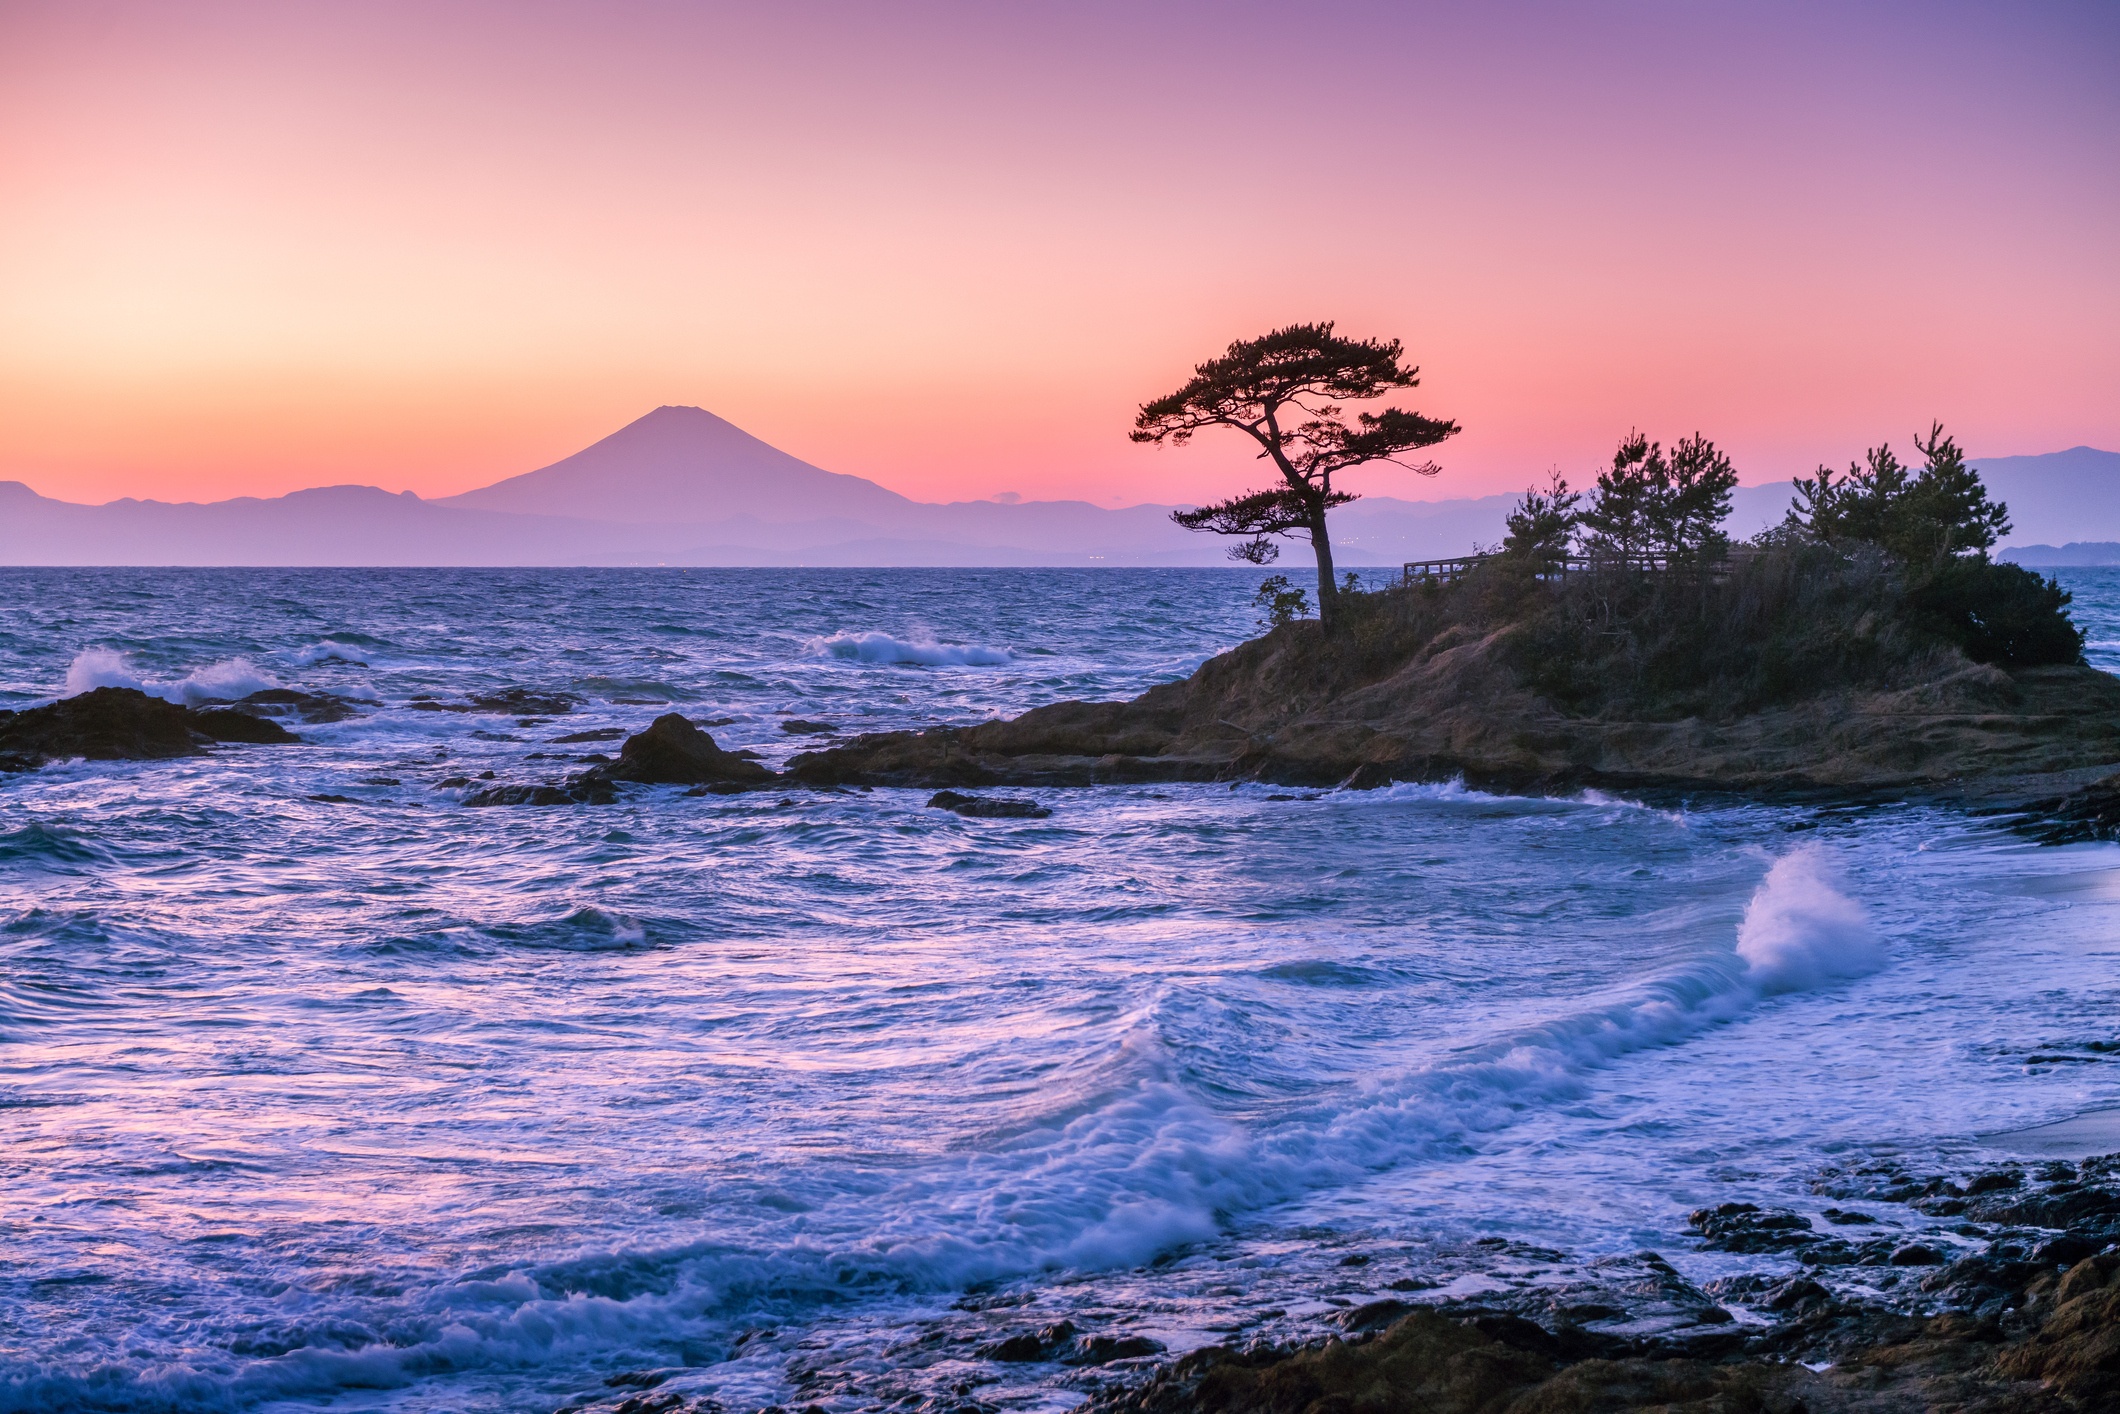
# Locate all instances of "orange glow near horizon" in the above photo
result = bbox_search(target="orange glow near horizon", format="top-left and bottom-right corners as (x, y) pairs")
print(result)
(1, 2), (2114, 509)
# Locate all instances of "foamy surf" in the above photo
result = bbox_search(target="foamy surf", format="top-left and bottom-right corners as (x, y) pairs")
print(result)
(0, 849), (1893, 1414)
(60, 648), (280, 706)
(807, 630), (1014, 666)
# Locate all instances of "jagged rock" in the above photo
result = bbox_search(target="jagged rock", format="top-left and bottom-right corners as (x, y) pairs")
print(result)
(463, 784), (583, 807)
(2019, 771), (2120, 844)
(221, 687), (361, 723)
(1687, 1202), (1818, 1253)
(781, 596), (2120, 799)
(780, 719), (837, 735)
(928, 790), (1051, 819)
(191, 709), (298, 744)
(589, 714), (776, 789)
(0, 687), (300, 770)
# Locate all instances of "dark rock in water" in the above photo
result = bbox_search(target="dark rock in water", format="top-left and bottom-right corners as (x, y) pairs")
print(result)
(1687, 1202), (1817, 1253)
(781, 719), (838, 735)
(224, 688), (361, 724)
(1888, 1242), (1949, 1266)
(468, 688), (579, 716)
(928, 790), (1051, 819)
(0, 687), (199, 764)
(591, 714), (774, 789)
(2019, 770), (2120, 844)
(463, 782), (600, 807)
(307, 793), (357, 804)
(406, 696), (474, 713)
(978, 1321), (1076, 1363)
(0, 687), (303, 769)
(1064, 1333), (1166, 1366)
(551, 728), (625, 743)
(191, 709), (298, 744)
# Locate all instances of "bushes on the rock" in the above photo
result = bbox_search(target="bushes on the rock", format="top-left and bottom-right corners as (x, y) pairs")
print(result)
(1909, 558), (2084, 668)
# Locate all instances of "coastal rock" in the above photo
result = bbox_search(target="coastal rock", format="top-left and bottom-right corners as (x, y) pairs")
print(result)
(191, 708), (299, 744)
(783, 590), (2120, 800)
(2018, 771), (2120, 844)
(0, 686), (299, 770)
(927, 790), (1051, 819)
(591, 714), (775, 789)
(781, 719), (837, 735)
(221, 687), (362, 724)
(463, 783), (588, 807)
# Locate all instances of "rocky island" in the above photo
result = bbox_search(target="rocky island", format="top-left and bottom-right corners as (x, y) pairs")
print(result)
(784, 544), (2120, 814)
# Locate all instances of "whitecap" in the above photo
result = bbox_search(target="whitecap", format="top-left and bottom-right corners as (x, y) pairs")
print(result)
(62, 648), (280, 707)
(806, 631), (1014, 667)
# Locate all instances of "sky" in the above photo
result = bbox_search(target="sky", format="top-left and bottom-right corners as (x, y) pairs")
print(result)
(0, 0), (2114, 509)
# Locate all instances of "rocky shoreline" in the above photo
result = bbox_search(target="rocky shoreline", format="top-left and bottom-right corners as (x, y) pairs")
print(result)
(545, 1149), (2120, 1414)
(772, 620), (2120, 805)
(11, 648), (2120, 842)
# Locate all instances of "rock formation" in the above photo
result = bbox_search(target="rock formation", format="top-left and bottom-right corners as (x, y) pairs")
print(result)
(0, 686), (297, 771)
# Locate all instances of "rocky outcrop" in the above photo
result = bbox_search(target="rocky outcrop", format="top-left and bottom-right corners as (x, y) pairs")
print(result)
(785, 619), (2120, 802)
(928, 789), (1052, 819)
(591, 714), (776, 788)
(1079, 1153), (2120, 1414)
(2018, 772), (2120, 843)
(0, 686), (297, 771)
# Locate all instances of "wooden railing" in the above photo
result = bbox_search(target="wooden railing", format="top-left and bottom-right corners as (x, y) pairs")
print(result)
(1401, 547), (1759, 586)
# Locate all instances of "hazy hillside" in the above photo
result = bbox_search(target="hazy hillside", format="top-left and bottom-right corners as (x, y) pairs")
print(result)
(2, 408), (2113, 566)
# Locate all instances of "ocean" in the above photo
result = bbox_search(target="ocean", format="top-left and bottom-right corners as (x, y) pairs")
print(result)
(3, 565), (2118, 1414)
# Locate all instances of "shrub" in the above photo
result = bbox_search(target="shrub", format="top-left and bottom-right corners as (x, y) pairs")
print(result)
(1908, 560), (2084, 667)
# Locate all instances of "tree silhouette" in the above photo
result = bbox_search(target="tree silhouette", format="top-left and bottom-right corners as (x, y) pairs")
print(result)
(1133, 323), (1459, 632)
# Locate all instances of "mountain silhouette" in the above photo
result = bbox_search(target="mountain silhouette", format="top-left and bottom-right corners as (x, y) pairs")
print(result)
(1, 409), (2113, 566)
(438, 406), (919, 525)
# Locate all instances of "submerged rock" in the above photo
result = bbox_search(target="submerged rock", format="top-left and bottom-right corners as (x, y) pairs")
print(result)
(0, 686), (298, 771)
(468, 687), (580, 716)
(928, 789), (1052, 819)
(593, 714), (775, 788)
(781, 719), (838, 735)
(219, 687), (362, 724)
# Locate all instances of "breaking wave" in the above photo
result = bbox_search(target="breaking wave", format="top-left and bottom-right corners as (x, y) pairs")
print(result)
(807, 630), (1014, 666)
(0, 848), (1886, 1413)
(61, 649), (279, 707)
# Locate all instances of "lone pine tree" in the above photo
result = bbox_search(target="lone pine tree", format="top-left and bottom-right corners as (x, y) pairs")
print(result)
(1133, 323), (1459, 633)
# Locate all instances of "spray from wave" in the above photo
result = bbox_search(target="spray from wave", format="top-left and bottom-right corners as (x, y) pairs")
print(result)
(807, 630), (1013, 666)
(61, 649), (279, 707)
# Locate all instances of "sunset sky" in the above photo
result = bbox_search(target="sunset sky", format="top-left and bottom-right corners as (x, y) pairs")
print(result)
(1, 0), (2113, 509)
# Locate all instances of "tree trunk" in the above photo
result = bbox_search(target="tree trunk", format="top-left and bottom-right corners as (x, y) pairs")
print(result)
(1310, 505), (1339, 635)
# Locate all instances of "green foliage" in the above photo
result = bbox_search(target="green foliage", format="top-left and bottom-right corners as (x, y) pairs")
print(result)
(1792, 423), (2010, 569)
(1909, 559), (2084, 667)
(1253, 574), (1312, 627)
(1577, 432), (1737, 561)
(1501, 472), (1580, 568)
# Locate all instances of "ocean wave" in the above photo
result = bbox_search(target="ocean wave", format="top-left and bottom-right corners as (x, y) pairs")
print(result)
(807, 630), (1014, 666)
(0, 848), (1882, 1413)
(282, 640), (372, 668)
(61, 649), (279, 707)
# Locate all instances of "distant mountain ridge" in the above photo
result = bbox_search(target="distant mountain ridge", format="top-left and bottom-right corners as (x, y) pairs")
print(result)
(1, 407), (2114, 566)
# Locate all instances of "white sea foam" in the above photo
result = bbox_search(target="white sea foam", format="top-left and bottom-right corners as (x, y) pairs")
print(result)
(808, 630), (1014, 666)
(1734, 845), (1883, 993)
(61, 649), (280, 707)
(284, 639), (372, 667)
